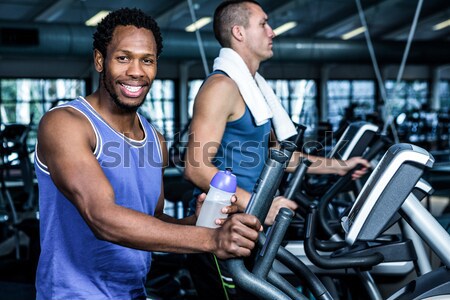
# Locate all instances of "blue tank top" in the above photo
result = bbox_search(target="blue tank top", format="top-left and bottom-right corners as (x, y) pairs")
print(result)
(213, 106), (271, 192)
(190, 70), (272, 214)
(35, 97), (162, 300)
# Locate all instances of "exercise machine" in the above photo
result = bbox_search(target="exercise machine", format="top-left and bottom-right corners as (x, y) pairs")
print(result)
(228, 142), (448, 299)
(306, 144), (450, 299)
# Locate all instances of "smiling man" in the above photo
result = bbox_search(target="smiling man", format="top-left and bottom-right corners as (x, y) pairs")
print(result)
(34, 8), (261, 300)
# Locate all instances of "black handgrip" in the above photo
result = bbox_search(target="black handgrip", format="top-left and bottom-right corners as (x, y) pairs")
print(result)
(267, 270), (309, 300)
(318, 135), (391, 238)
(226, 259), (291, 300)
(256, 232), (333, 300)
(284, 158), (312, 200)
(318, 173), (354, 238)
(245, 149), (289, 224)
(279, 140), (297, 162)
(288, 124), (307, 149)
(226, 149), (293, 300)
(253, 208), (294, 278)
(280, 139), (297, 152)
(279, 124), (308, 161)
(362, 135), (391, 161)
(275, 245), (334, 300)
(305, 206), (384, 269)
(315, 239), (347, 252)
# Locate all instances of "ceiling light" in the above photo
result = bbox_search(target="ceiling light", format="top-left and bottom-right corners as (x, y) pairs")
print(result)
(341, 26), (366, 40)
(432, 18), (450, 31)
(185, 17), (212, 32)
(85, 10), (111, 27)
(273, 21), (297, 36)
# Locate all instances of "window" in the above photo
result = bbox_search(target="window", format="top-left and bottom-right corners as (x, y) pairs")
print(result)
(267, 80), (317, 139)
(187, 80), (203, 118)
(327, 80), (375, 131)
(0, 78), (86, 149)
(138, 79), (176, 142)
(384, 80), (428, 117)
(439, 80), (450, 109)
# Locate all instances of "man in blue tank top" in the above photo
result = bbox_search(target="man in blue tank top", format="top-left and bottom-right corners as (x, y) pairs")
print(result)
(184, 1), (371, 299)
(34, 8), (262, 300)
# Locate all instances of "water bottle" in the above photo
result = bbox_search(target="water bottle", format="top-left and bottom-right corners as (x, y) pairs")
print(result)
(196, 168), (237, 228)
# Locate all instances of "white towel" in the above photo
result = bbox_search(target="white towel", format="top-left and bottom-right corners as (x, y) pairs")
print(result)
(213, 48), (297, 141)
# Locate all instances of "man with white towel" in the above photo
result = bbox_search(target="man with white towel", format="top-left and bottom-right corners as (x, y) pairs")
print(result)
(184, 1), (370, 299)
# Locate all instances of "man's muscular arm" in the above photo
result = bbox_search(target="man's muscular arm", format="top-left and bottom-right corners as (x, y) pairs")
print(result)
(37, 107), (260, 259)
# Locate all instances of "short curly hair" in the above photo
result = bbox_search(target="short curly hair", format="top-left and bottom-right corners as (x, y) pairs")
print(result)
(93, 8), (163, 59)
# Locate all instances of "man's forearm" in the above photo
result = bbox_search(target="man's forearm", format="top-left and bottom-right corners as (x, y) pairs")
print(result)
(287, 150), (345, 175)
(157, 213), (197, 226)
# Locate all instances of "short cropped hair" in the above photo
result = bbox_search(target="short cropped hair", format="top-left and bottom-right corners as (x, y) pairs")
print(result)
(93, 8), (163, 58)
(213, 0), (261, 47)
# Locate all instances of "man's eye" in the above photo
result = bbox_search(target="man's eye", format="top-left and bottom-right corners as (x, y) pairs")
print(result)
(118, 56), (129, 62)
(143, 58), (154, 65)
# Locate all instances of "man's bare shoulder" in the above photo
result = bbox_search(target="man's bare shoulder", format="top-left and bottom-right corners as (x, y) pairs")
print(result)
(191, 71), (248, 123)
(200, 73), (240, 98)
(39, 106), (90, 133)
(38, 106), (95, 151)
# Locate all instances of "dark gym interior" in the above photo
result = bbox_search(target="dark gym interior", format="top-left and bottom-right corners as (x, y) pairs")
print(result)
(0, 0), (449, 299)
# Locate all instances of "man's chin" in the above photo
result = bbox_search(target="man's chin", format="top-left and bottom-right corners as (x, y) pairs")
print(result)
(113, 97), (145, 112)
(261, 53), (273, 62)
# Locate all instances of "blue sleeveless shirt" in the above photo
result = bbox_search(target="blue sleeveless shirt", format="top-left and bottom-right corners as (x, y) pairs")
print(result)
(213, 107), (271, 192)
(190, 70), (272, 209)
(35, 97), (162, 300)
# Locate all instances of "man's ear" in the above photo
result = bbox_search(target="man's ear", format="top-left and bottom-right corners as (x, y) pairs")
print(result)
(231, 25), (244, 42)
(93, 49), (104, 72)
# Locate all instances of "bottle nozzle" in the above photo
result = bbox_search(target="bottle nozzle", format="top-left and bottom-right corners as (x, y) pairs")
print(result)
(210, 169), (237, 193)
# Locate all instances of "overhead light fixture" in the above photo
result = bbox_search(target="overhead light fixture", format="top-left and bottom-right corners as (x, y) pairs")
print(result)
(273, 21), (297, 36)
(341, 26), (366, 40)
(432, 18), (450, 31)
(85, 10), (111, 27)
(185, 17), (212, 32)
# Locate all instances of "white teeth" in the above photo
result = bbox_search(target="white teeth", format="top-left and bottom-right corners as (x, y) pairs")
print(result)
(123, 84), (142, 92)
